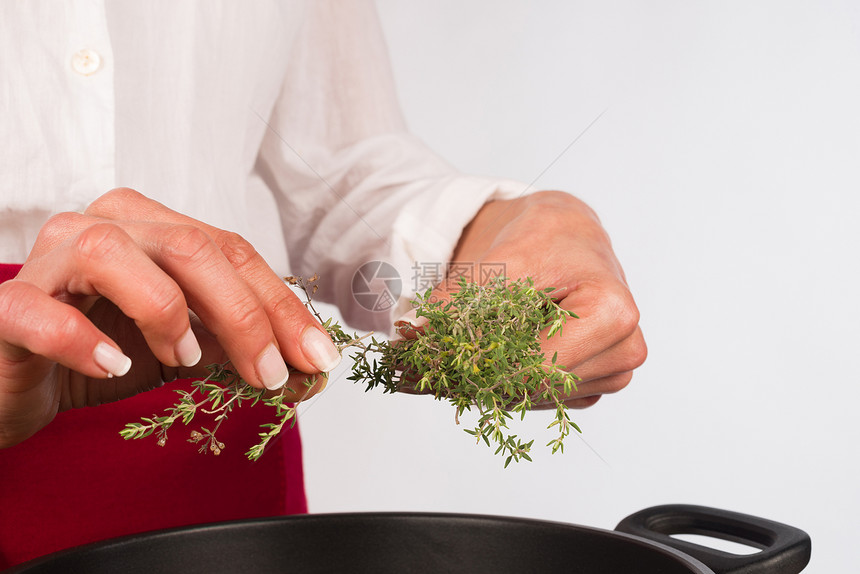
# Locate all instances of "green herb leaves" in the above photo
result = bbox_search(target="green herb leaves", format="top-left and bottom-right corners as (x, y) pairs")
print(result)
(119, 362), (315, 460)
(349, 276), (581, 466)
(121, 275), (582, 466)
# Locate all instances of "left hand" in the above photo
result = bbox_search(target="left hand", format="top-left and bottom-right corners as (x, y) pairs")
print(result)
(0, 188), (334, 448)
(429, 190), (647, 408)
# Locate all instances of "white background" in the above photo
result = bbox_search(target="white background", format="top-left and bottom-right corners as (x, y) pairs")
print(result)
(300, 2), (860, 572)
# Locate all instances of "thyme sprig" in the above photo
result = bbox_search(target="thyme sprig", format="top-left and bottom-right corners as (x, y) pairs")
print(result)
(348, 276), (581, 467)
(118, 361), (311, 459)
(121, 275), (582, 466)
(120, 275), (342, 461)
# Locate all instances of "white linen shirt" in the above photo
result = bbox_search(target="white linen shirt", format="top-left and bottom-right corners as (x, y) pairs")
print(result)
(0, 0), (526, 331)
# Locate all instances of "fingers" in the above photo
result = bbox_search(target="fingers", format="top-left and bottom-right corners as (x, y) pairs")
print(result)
(38, 188), (338, 393)
(543, 280), (640, 363)
(207, 229), (341, 376)
(562, 326), (646, 385)
(0, 280), (130, 382)
(129, 222), (293, 389)
(87, 188), (341, 382)
(533, 336), (644, 410)
(124, 223), (337, 394)
(536, 276), (646, 397)
(18, 221), (200, 372)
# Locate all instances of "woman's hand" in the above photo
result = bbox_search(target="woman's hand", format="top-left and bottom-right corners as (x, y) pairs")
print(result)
(0, 188), (340, 448)
(436, 190), (647, 408)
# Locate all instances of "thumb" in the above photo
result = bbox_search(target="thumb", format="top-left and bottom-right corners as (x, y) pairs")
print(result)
(393, 266), (499, 338)
(392, 278), (459, 340)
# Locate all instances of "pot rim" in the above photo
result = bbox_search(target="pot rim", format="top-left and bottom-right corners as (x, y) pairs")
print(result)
(9, 511), (717, 574)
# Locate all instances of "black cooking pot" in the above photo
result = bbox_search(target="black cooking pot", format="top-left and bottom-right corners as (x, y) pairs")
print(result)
(7, 505), (810, 573)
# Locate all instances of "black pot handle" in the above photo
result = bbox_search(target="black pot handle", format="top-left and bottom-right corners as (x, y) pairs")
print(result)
(615, 505), (811, 574)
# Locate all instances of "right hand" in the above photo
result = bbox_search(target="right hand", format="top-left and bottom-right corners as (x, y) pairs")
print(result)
(0, 188), (341, 449)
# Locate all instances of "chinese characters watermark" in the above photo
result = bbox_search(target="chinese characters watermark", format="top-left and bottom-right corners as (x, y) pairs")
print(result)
(352, 261), (508, 312)
(411, 261), (507, 293)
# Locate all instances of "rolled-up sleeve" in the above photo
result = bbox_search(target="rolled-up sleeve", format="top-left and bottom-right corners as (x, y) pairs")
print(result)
(256, 0), (526, 332)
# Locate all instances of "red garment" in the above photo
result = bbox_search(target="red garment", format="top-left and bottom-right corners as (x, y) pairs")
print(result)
(0, 264), (306, 569)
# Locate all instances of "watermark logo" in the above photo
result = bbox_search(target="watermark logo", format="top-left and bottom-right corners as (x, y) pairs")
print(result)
(353, 261), (508, 312)
(411, 261), (507, 293)
(352, 261), (402, 312)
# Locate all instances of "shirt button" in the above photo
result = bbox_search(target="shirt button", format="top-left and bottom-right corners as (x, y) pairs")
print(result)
(71, 48), (102, 76)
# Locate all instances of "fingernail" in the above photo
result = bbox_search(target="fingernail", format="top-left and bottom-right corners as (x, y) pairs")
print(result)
(93, 342), (132, 378)
(301, 327), (341, 373)
(394, 308), (428, 329)
(256, 343), (289, 390)
(175, 328), (202, 368)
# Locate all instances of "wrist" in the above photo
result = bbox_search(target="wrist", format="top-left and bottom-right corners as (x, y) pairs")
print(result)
(453, 190), (607, 263)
